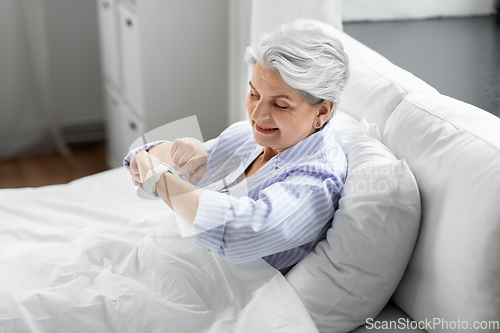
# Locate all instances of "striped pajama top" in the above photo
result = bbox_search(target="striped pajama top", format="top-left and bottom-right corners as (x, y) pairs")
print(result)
(124, 120), (347, 273)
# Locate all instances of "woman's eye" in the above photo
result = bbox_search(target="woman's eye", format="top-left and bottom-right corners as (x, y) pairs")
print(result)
(275, 103), (288, 109)
(250, 93), (260, 99)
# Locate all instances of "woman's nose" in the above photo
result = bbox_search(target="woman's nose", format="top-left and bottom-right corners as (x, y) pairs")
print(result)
(250, 100), (270, 120)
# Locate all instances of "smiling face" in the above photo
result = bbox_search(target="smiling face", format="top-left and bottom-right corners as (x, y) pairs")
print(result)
(246, 62), (333, 155)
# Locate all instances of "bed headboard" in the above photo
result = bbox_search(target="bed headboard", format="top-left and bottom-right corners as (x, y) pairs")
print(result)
(385, 93), (500, 328)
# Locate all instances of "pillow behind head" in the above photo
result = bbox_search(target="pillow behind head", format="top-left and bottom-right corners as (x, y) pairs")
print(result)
(286, 118), (421, 333)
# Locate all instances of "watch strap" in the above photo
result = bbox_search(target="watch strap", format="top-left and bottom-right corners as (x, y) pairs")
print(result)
(142, 163), (179, 197)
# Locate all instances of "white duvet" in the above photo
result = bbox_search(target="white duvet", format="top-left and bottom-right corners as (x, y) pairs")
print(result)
(0, 168), (318, 333)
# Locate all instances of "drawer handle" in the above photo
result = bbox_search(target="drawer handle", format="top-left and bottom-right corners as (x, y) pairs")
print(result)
(126, 18), (133, 28)
(129, 121), (137, 131)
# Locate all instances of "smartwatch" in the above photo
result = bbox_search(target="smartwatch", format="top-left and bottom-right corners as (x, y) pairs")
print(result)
(141, 163), (180, 197)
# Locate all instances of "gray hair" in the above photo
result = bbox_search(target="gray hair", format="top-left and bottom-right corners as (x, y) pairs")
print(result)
(244, 22), (349, 126)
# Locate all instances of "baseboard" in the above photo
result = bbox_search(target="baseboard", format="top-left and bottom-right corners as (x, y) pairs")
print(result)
(61, 121), (106, 145)
(343, 0), (497, 22)
(0, 120), (106, 160)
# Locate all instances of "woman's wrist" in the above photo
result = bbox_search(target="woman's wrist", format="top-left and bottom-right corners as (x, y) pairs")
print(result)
(156, 172), (203, 227)
(156, 173), (172, 208)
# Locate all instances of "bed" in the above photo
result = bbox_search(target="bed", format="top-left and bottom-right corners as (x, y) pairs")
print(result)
(0, 167), (319, 332)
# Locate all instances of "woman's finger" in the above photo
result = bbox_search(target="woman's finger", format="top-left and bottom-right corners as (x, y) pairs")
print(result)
(187, 162), (207, 183)
(170, 139), (188, 166)
(170, 138), (199, 167)
(135, 151), (161, 183)
(129, 156), (142, 184)
(178, 155), (207, 177)
(177, 150), (196, 169)
(177, 159), (197, 177)
(131, 171), (142, 184)
(168, 138), (208, 180)
(170, 146), (186, 167)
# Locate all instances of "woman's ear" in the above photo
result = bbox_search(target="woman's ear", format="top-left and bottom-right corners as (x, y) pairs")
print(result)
(317, 101), (335, 123)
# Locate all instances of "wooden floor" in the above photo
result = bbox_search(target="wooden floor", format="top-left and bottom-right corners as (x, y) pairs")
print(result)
(0, 143), (110, 189)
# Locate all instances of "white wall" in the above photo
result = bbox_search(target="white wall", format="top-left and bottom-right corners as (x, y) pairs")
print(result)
(138, 0), (229, 142)
(343, 0), (497, 22)
(228, 0), (252, 125)
(0, 0), (102, 159)
(44, 0), (103, 127)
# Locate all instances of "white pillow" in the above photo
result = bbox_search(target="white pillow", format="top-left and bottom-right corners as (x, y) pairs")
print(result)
(286, 117), (421, 333)
(385, 94), (500, 329)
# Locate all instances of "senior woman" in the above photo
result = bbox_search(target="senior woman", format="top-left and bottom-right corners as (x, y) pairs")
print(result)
(124, 22), (349, 274)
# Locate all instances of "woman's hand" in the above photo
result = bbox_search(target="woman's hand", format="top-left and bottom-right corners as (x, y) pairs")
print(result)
(129, 151), (162, 186)
(131, 137), (207, 185)
(170, 138), (208, 183)
(130, 149), (204, 226)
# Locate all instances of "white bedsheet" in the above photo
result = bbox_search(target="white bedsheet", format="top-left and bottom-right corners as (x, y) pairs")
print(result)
(0, 168), (318, 333)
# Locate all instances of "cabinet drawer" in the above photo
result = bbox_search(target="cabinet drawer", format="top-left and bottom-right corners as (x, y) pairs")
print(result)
(105, 87), (145, 168)
(97, 0), (120, 88)
(123, 102), (145, 153)
(118, 4), (144, 116)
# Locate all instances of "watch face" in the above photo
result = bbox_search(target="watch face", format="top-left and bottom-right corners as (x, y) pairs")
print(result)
(138, 163), (180, 200)
(137, 186), (160, 200)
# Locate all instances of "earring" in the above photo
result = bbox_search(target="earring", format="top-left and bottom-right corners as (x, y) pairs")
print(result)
(316, 122), (321, 128)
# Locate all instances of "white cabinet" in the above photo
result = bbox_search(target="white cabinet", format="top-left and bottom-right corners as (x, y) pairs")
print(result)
(97, 0), (229, 168)
(97, 0), (120, 88)
(104, 86), (145, 167)
(117, 5), (144, 116)
(104, 87), (122, 165)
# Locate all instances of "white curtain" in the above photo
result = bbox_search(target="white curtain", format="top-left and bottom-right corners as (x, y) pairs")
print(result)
(228, 0), (253, 125)
(228, 0), (343, 124)
(0, 0), (68, 159)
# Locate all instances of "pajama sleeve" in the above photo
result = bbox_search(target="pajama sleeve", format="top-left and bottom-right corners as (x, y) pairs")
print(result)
(192, 171), (343, 264)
